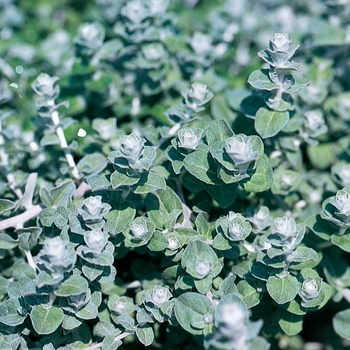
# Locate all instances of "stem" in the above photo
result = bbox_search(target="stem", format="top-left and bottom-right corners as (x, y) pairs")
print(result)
(83, 332), (133, 350)
(0, 130), (23, 199)
(25, 250), (36, 270)
(0, 204), (43, 230)
(48, 99), (80, 180)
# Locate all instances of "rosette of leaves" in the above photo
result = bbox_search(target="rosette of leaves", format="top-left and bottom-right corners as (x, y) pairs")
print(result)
(165, 83), (214, 124)
(139, 285), (173, 323)
(76, 229), (116, 283)
(181, 241), (223, 294)
(182, 119), (273, 208)
(213, 212), (251, 259)
(247, 33), (309, 138)
(246, 205), (273, 234)
(204, 294), (269, 350)
(167, 126), (204, 174)
(271, 165), (302, 196)
(55, 274), (102, 331)
(298, 268), (331, 309)
(124, 42), (169, 96)
(321, 186), (350, 231)
(177, 31), (215, 78)
(331, 161), (350, 188)
(122, 216), (155, 247)
(35, 236), (76, 289)
(108, 295), (135, 324)
(253, 216), (318, 304)
(298, 109), (328, 146)
(74, 22), (105, 62)
(70, 195), (111, 233)
(114, 0), (154, 44)
(106, 132), (166, 194)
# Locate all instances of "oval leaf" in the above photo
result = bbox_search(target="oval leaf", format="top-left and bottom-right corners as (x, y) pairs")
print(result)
(255, 108), (289, 139)
(30, 305), (63, 335)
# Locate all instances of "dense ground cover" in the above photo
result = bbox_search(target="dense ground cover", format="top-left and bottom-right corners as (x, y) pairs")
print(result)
(1, 0), (350, 349)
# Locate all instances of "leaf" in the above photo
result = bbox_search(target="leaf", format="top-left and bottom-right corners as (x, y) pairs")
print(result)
(54, 275), (89, 297)
(0, 298), (27, 326)
(210, 95), (238, 125)
(241, 158), (273, 192)
(0, 199), (15, 214)
(133, 171), (166, 194)
(136, 326), (154, 346)
(30, 305), (63, 335)
(331, 233), (350, 252)
(290, 246), (318, 263)
(206, 119), (233, 145)
(307, 142), (336, 170)
(77, 153), (108, 176)
(333, 309), (350, 340)
(183, 149), (221, 185)
(174, 292), (213, 335)
(237, 280), (261, 308)
(248, 69), (278, 91)
(50, 180), (76, 206)
(94, 321), (116, 337)
(145, 186), (182, 230)
(266, 275), (300, 304)
(0, 234), (18, 249)
(255, 108), (289, 139)
(204, 182), (237, 208)
(110, 170), (140, 189)
(105, 201), (136, 236)
(277, 308), (304, 336)
(17, 227), (42, 251)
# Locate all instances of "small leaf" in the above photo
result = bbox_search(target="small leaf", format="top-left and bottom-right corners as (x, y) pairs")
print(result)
(331, 233), (350, 252)
(54, 275), (89, 297)
(255, 108), (289, 138)
(145, 187), (182, 230)
(77, 153), (108, 176)
(333, 309), (350, 340)
(248, 69), (278, 91)
(0, 199), (15, 214)
(277, 308), (304, 336)
(0, 233), (17, 249)
(133, 171), (166, 194)
(30, 305), (63, 335)
(136, 326), (154, 346)
(174, 292), (213, 335)
(204, 182), (237, 208)
(105, 201), (136, 236)
(241, 158), (273, 193)
(0, 298), (27, 326)
(206, 119), (233, 145)
(267, 275), (300, 304)
(183, 149), (221, 185)
(110, 170), (140, 189)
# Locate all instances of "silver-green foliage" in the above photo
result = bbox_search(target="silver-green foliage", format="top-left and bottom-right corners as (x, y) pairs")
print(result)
(1, 1), (350, 349)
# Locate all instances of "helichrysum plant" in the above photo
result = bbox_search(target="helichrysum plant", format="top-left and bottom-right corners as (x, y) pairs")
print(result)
(2, 1), (350, 350)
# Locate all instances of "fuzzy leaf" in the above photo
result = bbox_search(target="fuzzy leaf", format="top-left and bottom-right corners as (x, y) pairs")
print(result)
(174, 292), (213, 335)
(0, 199), (15, 214)
(54, 275), (89, 297)
(105, 201), (136, 236)
(136, 326), (154, 346)
(183, 149), (221, 185)
(133, 171), (166, 194)
(255, 108), (289, 139)
(333, 309), (350, 340)
(206, 119), (234, 145)
(267, 275), (300, 304)
(145, 187), (182, 230)
(30, 305), (63, 335)
(248, 69), (278, 91)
